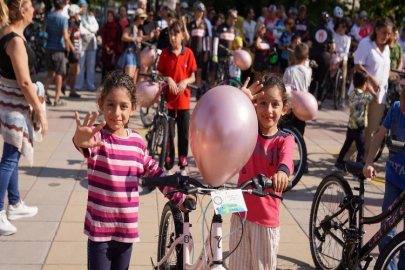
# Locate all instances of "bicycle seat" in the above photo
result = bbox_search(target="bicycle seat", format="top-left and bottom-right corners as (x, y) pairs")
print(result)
(345, 161), (364, 179)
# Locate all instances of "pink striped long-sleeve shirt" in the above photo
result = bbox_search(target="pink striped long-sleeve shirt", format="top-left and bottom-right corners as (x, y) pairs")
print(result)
(74, 127), (185, 243)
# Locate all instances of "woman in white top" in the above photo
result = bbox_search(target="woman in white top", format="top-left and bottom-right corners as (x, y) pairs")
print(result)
(350, 18), (398, 159)
(75, 0), (99, 91)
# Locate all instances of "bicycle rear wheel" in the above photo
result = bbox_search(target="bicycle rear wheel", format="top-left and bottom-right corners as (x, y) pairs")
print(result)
(375, 230), (405, 269)
(147, 116), (168, 169)
(217, 78), (243, 88)
(279, 125), (307, 191)
(333, 69), (343, 110)
(309, 174), (354, 270)
(157, 201), (183, 270)
(140, 103), (158, 128)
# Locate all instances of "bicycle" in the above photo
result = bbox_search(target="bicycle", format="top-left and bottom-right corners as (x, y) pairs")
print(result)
(321, 52), (346, 110)
(309, 139), (405, 269)
(141, 173), (293, 269)
(215, 44), (243, 88)
(140, 42), (163, 128)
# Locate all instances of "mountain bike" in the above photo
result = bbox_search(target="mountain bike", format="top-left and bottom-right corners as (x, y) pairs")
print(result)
(215, 44), (243, 88)
(141, 173), (293, 269)
(309, 139), (405, 269)
(140, 42), (163, 127)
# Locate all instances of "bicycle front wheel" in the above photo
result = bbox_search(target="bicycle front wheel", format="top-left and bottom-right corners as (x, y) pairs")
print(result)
(217, 78), (243, 88)
(140, 103), (158, 128)
(309, 174), (354, 270)
(333, 69), (343, 110)
(375, 230), (405, 269)
(279, 125), (307, 190)
(157, 201), (183, 270)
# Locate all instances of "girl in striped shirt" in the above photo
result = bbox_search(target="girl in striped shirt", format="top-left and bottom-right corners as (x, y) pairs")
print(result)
(73, 70), (195, 270)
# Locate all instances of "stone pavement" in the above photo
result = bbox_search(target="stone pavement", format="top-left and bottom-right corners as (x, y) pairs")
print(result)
(0, 71), (396, 270)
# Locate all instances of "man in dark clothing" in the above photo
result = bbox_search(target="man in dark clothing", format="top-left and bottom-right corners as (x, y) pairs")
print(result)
(141, 9), (159, 47)
(157, 12), (176, 50)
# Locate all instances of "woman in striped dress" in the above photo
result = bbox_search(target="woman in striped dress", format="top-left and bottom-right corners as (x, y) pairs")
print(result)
(0, 0), (48, 236)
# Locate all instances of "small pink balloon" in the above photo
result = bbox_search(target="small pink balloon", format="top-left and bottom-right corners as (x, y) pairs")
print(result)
(140, 47), (157, 67)
(136, 80), (159, 107)
(190, 85), (258, 187)
(331, 54), (341, 66)
(233, 50), (252, 71)
(292, 91), (318, 121)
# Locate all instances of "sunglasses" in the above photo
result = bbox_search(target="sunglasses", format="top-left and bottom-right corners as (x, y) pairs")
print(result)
(148, 14), (154, 17)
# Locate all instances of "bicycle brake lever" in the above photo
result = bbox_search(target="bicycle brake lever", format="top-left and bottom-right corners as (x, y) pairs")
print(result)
(264, 192), (283, 201)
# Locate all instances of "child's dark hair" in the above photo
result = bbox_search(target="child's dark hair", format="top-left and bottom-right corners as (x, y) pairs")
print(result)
(294, 43), (309, 63)
(352, 70), (369, 88)
(97, 70), (137, 109)
(291, 34), (301, 44)
(333, 20), (344, 32)
(257, 74), (289, 107)
(169, 19), (185, 34)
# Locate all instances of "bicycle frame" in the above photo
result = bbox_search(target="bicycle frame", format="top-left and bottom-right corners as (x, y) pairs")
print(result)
(320, 179), (405, 266)
(155, 211), (227, 270)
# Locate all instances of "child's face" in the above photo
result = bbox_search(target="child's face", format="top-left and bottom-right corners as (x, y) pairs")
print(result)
(256, 87), (288, 135)
(234, 46), (242, 50)
(291, 38), (301, 49)
(169, 30), (185, 48)
(98, 88), (136, 136)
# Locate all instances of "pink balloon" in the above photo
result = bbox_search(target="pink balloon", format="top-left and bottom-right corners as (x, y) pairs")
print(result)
(140, 47), (157, 67)
(190, 85), (258, 187)
(136, 80), (159, 107)
(233, 50), (252, 71)
(292, 91), (318, 121)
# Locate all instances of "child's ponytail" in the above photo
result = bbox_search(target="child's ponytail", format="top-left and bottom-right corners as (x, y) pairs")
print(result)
(0, 0), (10, 28)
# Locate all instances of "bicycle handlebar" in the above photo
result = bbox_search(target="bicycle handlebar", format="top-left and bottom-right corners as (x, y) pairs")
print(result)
(391, 69), (405, 79)
(387, 139), (405, 151)
(139, 72), (198, 90)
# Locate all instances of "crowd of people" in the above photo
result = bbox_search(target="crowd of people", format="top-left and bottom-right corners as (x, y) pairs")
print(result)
(1, 0), (405, 269)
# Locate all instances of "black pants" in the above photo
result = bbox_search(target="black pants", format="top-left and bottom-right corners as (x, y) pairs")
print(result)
(310, 52), (331, 102)
(87, 239), (133, 270)
(337, 127), (365, 164)
(166, 109), (190, 170)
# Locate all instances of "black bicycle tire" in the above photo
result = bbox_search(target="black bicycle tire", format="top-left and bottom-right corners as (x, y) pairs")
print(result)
(333, 69), (343, 110)
(217, 78), (243, 88)
(140, 105), (157, 128)
(309, 174), (354, 270)
(279, 125), (307, 191)
(157, 201), (183, 270)
(158, 117), (168, 169)
(374, 230), (405, 269)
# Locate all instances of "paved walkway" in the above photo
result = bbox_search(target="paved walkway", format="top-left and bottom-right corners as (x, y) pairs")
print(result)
(0, 72), (397, 270)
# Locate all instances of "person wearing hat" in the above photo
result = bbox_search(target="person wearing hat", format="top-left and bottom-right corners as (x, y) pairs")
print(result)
(158, 5), (170, 30)
(121, 8), (149, 83)
(288, 7), (298, 20)
(75, 0), (99, 92)
(295, 4), (310, 42)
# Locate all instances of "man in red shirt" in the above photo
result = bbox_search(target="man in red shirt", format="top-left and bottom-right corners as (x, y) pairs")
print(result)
(157, 20), (196, 176)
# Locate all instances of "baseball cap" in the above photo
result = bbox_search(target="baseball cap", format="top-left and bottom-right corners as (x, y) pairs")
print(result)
(268, 4), (277, 12)
(359, 11), (367, 19)
(299, 4), (306, 11)
(180, 2), (188, 9)
(161, 5), (169, 10)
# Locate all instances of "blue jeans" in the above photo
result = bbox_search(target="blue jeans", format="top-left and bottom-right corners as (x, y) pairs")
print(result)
(87, 239), (133, 270)
(379, 180), (405, 270)
(75, 50), (97, 91)
(0, 142), (21, 210)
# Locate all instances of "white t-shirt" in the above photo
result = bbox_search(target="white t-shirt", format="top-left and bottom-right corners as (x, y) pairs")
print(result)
(349, 24), (363, 43)
(334, 33), (351, 54)
(51, 4), (70, 20)
(283, 65), (311, 92)
(229, 55), (241, 79)
(158, 19), (168, 30)
(327, 20), (335, 33)
(243, 20), (256, 44)
(399, 37), (405, 69)
(348, 36), (391, 104)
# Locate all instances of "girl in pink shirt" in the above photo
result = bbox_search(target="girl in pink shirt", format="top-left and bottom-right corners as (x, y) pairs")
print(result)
(229, 75), (295, 270)
(72, 70), (195, 270)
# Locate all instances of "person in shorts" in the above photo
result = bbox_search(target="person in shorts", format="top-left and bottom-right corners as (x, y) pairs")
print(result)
(44, 0), (73, 106)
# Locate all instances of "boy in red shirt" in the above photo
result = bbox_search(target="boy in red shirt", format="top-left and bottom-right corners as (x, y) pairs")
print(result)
(157, 20), (196, 176)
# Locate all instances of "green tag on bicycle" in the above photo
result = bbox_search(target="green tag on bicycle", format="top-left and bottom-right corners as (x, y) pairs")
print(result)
(211, 190), (247, 215)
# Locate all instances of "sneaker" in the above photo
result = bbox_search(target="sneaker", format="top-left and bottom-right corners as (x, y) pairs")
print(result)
(61, 86), (66, 96)
(45, 94), (52, 105)
(166, 170), (174, 176)
(180, 169), (188, 177)
(54, 99), (67, 107)
(0, 210), (17, 236)
(6, 201), (38, 220)
(69, 92), (81, 98)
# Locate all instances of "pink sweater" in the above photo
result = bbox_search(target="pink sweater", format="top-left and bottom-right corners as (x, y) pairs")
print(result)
(74, 127), (184, 243)
(237, 130), (294, 228)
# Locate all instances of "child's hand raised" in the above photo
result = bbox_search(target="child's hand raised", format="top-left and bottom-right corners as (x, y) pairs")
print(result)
(73, 111), (106, 149)
(240, 77), (264, 104)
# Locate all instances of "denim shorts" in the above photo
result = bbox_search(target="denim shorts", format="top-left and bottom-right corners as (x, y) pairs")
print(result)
(125, 53), (137, 67)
